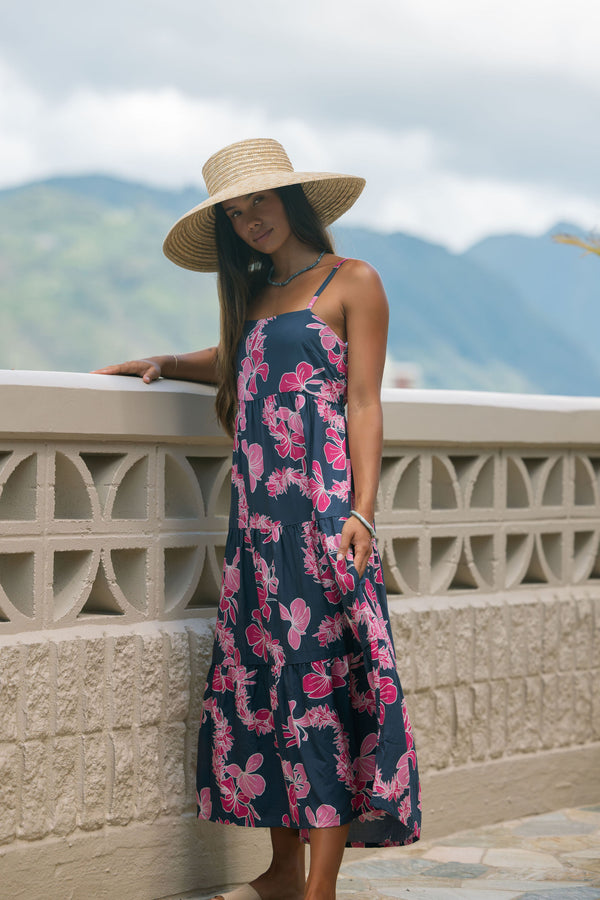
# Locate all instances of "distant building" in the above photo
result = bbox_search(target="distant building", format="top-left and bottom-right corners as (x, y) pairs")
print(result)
(382, 357), (421, 389)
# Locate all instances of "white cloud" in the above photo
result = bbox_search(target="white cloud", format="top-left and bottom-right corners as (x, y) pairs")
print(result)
(356, 171), (600, 251)
(1, 0), (600, 251)
(404, 1), (600, 79)
(0, 60), (43, 183)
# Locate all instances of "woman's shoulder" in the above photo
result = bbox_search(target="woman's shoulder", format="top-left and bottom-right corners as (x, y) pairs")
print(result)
(334, 257), (386, 306)
(336, 256), (383, 286)
(333, 257), (388, 325)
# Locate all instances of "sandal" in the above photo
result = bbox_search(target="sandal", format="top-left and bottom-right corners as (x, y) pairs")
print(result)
(212, 886), (262, 900)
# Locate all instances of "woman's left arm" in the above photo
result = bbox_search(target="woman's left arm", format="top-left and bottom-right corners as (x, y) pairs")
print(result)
(337, 261), (389, 578)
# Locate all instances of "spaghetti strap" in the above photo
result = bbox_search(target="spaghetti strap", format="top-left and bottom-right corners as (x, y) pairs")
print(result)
(307, 258), (348, 309)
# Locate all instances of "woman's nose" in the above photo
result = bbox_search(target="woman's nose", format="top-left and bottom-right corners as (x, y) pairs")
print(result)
(245, 210), (261, 231)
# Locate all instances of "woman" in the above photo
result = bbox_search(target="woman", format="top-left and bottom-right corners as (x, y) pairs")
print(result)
(96, 139), (421, 900)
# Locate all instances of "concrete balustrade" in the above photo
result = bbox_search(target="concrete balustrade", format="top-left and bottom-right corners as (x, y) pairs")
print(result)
(0, 370), (599, 899)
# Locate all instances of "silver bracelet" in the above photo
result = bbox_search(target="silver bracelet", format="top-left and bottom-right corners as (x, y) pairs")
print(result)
(172, 354), (179, 372)
(350, 509), (376, 540)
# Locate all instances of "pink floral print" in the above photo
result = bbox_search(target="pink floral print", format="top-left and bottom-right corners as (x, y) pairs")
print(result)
(196, 261), (421, 848)
(280, 597), (311, 650)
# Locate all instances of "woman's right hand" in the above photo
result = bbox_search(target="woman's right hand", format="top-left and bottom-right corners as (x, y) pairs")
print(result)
(92, 357), (164, 384)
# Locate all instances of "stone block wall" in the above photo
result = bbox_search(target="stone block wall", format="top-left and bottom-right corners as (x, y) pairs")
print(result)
(0, 624), (200, 844)
(0, 621), (270, 899)
(1, 593), (598, 896)
(391, 588), (600, 835)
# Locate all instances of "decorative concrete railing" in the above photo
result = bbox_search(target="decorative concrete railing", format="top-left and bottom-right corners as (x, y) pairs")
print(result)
(1, 375), (599, 629)
(0, 371), (599, 899)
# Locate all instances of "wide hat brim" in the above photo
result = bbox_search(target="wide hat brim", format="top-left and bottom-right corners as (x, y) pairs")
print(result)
(163, 170), (365, 272)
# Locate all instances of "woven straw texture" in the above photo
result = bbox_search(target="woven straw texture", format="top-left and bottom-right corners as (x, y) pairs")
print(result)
(163, 139), (365, 271)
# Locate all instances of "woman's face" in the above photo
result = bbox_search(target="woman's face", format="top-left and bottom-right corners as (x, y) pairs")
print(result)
(221, 189), (292, 254)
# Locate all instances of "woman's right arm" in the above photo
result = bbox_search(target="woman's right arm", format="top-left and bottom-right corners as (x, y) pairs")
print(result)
(93, 346), (219, 384)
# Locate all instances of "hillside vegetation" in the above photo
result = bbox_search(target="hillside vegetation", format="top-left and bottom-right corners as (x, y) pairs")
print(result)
(1, 175), (598, 396)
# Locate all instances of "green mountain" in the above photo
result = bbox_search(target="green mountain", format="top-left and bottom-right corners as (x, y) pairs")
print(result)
(0, 176), (219, 371)
(1, 174), (599, 396)
(337, 227), (600, 395)
(465, 223), (600, 369)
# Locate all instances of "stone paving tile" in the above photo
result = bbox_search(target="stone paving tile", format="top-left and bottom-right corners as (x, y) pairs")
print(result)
(514, 814), (597, 837)
(341, 858), (437, 878)
(564, 860), (600, 876)
(529, 835), (600, 854)
(517, 889), (600, 899)
(482, 866), (593, 884)
(423, 861), (489, 879)
(470, 879), (589, 891)
(483, 848), (565, 869)
(437, 829), (523, 849)
(566, 811), (600, 826)
(374, 888), (523, 899)
(337, 890), (376, 900)
(422, 846), (485, 863)
(336, 875), (370, 890)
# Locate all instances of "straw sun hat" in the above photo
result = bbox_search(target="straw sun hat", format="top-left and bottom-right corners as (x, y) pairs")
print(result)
(163, 138), (366, 272)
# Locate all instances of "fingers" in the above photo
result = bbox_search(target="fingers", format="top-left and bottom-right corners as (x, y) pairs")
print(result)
(91, 364), (123, 374)
(139, 359), (161, 383)
(91, 359), (162, 383)
(353, 535), (372, 579)
(337, 517), (373, 579)
(336, 519), (352, 563)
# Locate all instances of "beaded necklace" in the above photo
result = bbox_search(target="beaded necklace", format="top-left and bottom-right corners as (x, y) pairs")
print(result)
(267, 250), (325, 287)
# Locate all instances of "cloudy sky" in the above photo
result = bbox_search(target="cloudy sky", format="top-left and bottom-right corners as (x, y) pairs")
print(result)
(2, 0), (599, 249)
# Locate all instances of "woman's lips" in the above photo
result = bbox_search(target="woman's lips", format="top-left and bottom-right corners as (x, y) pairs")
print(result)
(254, 228), (272, 244)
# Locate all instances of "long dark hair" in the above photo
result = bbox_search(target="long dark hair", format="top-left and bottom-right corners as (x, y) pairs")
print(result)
(214, 184), (335, 437)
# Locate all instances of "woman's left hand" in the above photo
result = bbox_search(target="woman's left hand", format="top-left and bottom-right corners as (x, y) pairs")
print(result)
(337, 515), (373, 579)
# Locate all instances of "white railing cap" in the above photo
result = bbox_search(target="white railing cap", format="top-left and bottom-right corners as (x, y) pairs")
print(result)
(381, 388), (600, 445)
(0, 372), (599, 446)
(0, 370), (224, 443)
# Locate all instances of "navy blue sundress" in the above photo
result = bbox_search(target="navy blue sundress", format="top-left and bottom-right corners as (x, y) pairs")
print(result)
(197, 259), (421, 847)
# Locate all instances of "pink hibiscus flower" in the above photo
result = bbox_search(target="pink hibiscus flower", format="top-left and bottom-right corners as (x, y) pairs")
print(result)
(305, 804), (340, 828)
(302, 659), (347, 699)
(197, 787), (212, 819)
(245, 617), (271, 663)
(354, 734), (378, 787)
(282, 700), (309, 747)
(224, 753), (266, 801)
(279, 597), (311, 650)
(334, 556), (356, 594)
(308, 460), (331, 513)
(282, 760), (311, 824)
(241, 440), (264, 492)
(307, 321), (347, 368)
(279, 361), (324, 393)
(324, 427), (347, 470)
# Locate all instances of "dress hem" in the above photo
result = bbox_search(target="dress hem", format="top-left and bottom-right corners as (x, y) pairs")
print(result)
(196, 810), (421, 848)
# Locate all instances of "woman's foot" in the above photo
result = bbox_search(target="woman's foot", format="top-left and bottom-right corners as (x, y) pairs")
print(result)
(212, 826), (305, 900)
(250, 866), (304, 899)
(211, 867), (304, 900)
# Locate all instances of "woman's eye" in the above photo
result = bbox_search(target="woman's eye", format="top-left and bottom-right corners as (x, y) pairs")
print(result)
(253, 195), (263, 206)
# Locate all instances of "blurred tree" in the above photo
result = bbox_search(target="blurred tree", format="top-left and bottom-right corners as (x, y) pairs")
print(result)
(553, 233), (600, 257)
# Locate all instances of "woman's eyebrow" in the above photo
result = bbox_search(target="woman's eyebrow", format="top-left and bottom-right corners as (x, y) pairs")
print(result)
(222, 193), (257, 213)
